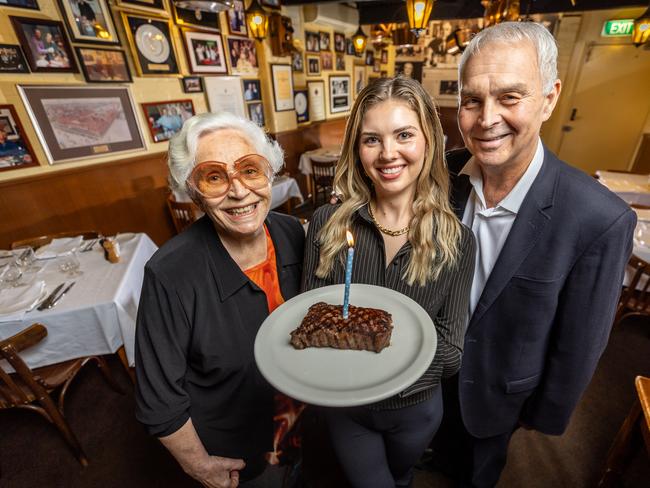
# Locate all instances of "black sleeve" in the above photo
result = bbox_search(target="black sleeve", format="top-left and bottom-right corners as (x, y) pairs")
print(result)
(301, 206), (334, 292)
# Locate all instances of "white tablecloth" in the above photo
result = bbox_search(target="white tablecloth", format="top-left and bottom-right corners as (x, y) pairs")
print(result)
(596, 171), (650, 207)
(298, 146), (341, 176)
(0, 233), (157, 371)
(271, 176), (303, 209)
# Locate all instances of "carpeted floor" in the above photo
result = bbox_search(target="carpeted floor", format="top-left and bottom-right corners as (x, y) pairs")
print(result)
(0, 317), (648, 487)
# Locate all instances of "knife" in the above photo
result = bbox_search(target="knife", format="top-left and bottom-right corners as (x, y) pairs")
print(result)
(37, 283), (65, 311)
(46, 281), (75, 309)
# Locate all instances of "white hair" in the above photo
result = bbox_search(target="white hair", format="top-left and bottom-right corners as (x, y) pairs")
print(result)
(458, 21), (559, 95)
(168, 112), (284, 193)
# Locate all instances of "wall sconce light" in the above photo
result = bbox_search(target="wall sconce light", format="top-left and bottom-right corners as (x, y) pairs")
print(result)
(633, 2), (650, 47)
(405, 0), (435, 37)
(352, 25), (368, 55)
(246, 0), (269, 41)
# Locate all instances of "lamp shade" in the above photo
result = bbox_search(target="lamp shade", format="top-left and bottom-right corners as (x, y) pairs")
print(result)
(352, 26), (368, 55)
(633, 3), (650, 46)
(405, 0), (434, 37)
(246, 0), (269, 41)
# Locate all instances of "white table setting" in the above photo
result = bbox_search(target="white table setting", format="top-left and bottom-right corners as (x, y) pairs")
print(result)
(271, 175), (304, 210)
(596, 171), (650, 207)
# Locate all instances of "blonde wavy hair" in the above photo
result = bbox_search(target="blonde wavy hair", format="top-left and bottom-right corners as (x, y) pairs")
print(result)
(315, 76), (462, 286)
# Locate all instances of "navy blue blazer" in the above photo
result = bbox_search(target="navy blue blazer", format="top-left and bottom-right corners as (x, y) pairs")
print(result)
(448, 146), (636, 438)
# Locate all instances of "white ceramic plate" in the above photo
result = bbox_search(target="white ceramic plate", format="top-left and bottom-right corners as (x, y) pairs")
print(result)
(254, 284), (437, 407)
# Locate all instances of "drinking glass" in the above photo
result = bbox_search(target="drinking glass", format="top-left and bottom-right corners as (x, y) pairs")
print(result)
(58, 251), (82, 277)
(1, 262), (23, 288)
(14, 246), (39, 272)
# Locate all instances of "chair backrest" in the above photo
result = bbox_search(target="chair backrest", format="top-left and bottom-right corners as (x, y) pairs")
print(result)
(616, 255), (650, 322)
(312, 160), (336, 183)
(167, 194), (200, 234)
(11, 231), (100, 250)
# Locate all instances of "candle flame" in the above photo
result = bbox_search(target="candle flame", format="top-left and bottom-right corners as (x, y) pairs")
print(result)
(346, 230), (354, 247)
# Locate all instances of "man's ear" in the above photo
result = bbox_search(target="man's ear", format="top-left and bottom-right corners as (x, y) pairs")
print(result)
(542, 79), (562, 122)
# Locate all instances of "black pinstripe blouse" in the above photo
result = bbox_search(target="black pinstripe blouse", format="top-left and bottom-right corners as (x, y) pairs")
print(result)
(302, 204), (475, 409)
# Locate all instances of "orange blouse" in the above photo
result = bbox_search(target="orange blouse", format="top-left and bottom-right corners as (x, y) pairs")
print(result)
(244, 225), (285, 313)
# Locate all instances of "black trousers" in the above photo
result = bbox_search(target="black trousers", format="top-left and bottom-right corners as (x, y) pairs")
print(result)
(325, 387), (443, 488)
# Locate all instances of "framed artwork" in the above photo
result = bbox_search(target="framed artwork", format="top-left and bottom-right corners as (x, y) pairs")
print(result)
(307, 80), (325, 122)
(247, 102), (265, 127)
(204, 76), (246, 118)
(0, 0), (39, 9)
(335, 53), (345, 71)
(75, 46), (132, 83)
(122, 13), (179, 76)
(0, 104), (38, 172)
(142, 99), (195, 143)
(353, 64), (366, 97)
(227, 37), (258, 75)
(365, 50), (374, 66)
(173, 4), (220, 31)
(10, 16), (77, 73)
(373, 59), (381, 73)
(395, 60), (423, 83)
(0, 44), (29, 73)
(227, 0), (247, 36)
(182, 76), (203, 93)
(115, 0), (168, 15)
(291, 50), (303, 72)
(18, 85), (145, 165)
(380, 70), (388, 77)
(270, 64), (294, 112)
(381, 49), (388, 64)
(421, 67), (459, 107)
(182, 30), (227, 74)
(329, 75), (351, 114)
(319, 31), (331, 51)
(320, 51), (333, 71)
(243, 79), (261, 101)
(306, 55), (320, 76)
(334, 32), (345, 53)
(346, 39), (354, 56)
(294, 88), (308, 124)
(261, 0), (280, 8)
(57, 0), (119, 45)
(305, 31), (319, 52)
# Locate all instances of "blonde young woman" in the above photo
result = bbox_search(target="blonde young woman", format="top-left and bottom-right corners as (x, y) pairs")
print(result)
(302, 77), (475, 488)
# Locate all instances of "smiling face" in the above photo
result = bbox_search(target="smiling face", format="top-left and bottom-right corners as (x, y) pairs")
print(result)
(458, 40), (560, 175)
(358, 100), (426, 200)
(193, 129), (271, 240)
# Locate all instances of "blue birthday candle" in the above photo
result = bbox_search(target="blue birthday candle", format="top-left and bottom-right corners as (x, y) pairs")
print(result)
(342, 230), (354, 319)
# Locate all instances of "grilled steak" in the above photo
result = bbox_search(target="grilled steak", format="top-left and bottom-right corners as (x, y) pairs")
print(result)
(290, 302), (393, 353)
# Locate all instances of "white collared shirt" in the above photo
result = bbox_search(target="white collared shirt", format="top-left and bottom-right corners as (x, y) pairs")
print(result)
(461, 137), (545, 316)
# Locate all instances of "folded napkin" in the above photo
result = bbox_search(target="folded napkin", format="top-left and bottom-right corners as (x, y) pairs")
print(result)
(35, 236), (84, 260)
(0, 280), (46, 322)
(0, 250), (16, 258)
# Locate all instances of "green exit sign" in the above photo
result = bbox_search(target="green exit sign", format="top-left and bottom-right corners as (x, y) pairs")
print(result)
(602, 19), (634, 37)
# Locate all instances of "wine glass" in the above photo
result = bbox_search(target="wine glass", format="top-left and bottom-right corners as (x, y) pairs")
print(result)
(58, 251), (82, 277)
(14, 245), (39, 272)
(1, 262), (23, 288)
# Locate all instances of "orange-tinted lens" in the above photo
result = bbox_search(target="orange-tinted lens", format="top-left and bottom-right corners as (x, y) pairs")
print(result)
(192, 163), (230, 198)
(235, 155), (272, 189)
(189, 155), (272, 198)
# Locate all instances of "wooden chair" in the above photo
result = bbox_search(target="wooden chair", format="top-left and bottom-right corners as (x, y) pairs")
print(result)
(615, 254), (650, 326)
(0, 323), (124, 466)
(167, 194), (200, 234)
(311, 160), (336, 208)
(11, 231), (100, 250)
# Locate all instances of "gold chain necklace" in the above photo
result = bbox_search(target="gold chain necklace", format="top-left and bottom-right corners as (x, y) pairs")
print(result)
(367, 205), (410, 237)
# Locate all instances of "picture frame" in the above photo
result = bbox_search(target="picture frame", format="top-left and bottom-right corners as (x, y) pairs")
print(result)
(75, 46), (132, 83)
(182, 29), (227, 74)
(141, 99), (195, 143)
(242, 79), (261, 102)
(18, 85), (145, 165)
(306, 55), (320, 76)
(353, 64), (366, 97)
(57, 0), (120, 45)
(226, 36), (258, 75)
(305, 31), (319, 52)
(334, 32), (345, 53)
(173, 3), (220, 31)
(227, 0), (247, 36)
(115, 0), (168, 16)
(307, 80), (325, 122)
(329, 75), (351, 114)
(346, 39), (355, 56)
(320, 51), (333, 71)
(381, 49), (388, 64)
(373, 59), (381, 73)
(291, 50), (303, 72)
(122, 12), (179, 76)
(319, 31), (331, 51)
(335, 53), (345, 71)
(0, 0), (39, 9)
(10, 16), (78, 73)
(395, 60), (423, 83)
(0, 104), (38, 172)
(247, 102), (265, 127)
(261, 0), (281, 9)
(181, 76), (203, 93)
(0, 44), (30, 73)
(421, 67), (458, 108)
(294, 88), (309, 124)
(365, 50), (374, 66)
(204, 76), (246, 118)
(270, 64), (294, 112)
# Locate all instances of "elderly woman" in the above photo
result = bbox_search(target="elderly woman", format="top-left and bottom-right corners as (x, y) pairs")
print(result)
(135, 112), (304, 487)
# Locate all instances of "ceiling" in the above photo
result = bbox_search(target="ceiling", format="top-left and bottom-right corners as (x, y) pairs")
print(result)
(281, 0), (648, 25)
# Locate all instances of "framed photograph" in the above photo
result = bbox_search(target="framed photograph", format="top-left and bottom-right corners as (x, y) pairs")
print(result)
(227, 0), (247, 36)
(335, 53), (345, 71)
(329, 75), (350, 114)
(122, 13), (179, 76)
(307, 80), (325, 122)
(142, 99), (195, 143)
(227, 37), (258, 75)
(270, 64), (294, 112)
(395, 60), (423, 83)
(182, 30), (227, 74)
(294, 88), (308, 124)
(10, 16), (77, 73)
(319, 31), (331, 51)
(261, 0), (280, 8)
(422, 67), (458, 108)
(247, 102), (265, 127)
(291, 50), (303, 72)
(75, 46), (132, 83)
(365, 50), (374, 66)
(320, 51), (333, 71)
(57, 0), (119, 45)
(182, 76), (203, 93)
(373, 59), (381, 73)
(243, 79), (261, 102)
(204, 76), (246, 118)
(18, 85), (145, 165)
(334, 32), (345, 53)
(0, 44), (29, 73)
(0, 104), (38, 172)
(346, 38), (354, 56)
(115, 0), (168, 15)
(381, 49), (388, 64)
(305, 31), (319, 53)
(173, 3), (219, 31)
(306, 55), (320, 76)
(353, 64), (366, 97)
(0, 0), (39, 9)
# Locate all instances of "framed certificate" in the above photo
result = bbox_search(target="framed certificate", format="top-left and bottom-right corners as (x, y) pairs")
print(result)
(204, 76), (246, 119)
(307, 80), (325, 122)
(270, 64), (294, 112)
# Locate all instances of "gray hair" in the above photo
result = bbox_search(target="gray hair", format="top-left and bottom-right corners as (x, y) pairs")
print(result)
(458, 21), (558, 95)
(168, 112), (284, 194)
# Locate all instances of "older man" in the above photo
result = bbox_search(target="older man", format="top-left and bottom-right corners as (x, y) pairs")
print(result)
(436, 22), (636, 487)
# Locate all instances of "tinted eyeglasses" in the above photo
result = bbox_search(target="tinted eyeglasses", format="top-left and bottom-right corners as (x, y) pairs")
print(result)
(187, 154), (273, 199)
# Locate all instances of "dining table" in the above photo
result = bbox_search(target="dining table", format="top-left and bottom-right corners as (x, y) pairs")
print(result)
(271, 175), (304, 210)
(298, 146), (341, 196)
(0, 233), (158, 374)
(596, 171), (650, 207)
